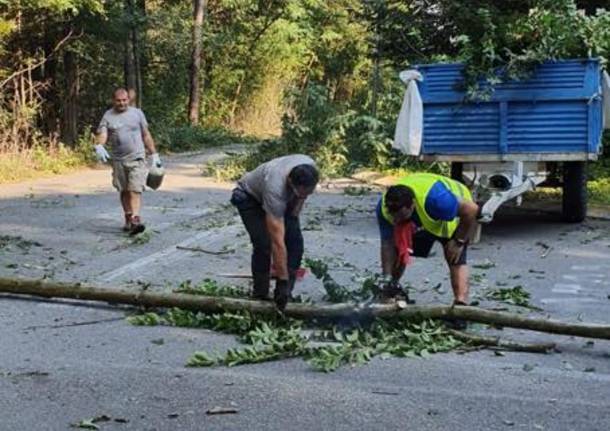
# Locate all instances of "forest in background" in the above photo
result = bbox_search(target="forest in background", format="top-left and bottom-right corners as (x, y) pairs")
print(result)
(0, 0), (609, 184)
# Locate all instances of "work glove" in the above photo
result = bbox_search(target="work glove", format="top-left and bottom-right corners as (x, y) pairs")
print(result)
(273, 279), (290, 311)
(94, 144), (110, 163)
(151, 153), (162, 168)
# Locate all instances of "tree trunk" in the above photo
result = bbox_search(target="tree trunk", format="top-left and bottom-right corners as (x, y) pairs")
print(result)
(132, 27), (142, 107)
(124, 0), (138, 100)
(2, 277), (610, 340)
(124, 36), (137, 95)
(228, 76), (243, 126)
(134, 0), (146, 106)
(61, 50), (79, 146)
(188, 0), (206, 125)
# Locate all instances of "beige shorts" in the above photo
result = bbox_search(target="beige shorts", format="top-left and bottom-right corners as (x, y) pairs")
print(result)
(112, 158), (148, 192)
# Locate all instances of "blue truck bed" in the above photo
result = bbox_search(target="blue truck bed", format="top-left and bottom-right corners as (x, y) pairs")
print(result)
(416, 59), (604, 161)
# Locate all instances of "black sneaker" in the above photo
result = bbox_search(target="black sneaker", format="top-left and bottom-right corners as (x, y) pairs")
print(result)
(129, 215), (146, 236)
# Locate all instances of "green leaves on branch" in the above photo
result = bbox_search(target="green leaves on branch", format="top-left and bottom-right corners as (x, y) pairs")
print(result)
(309, 319), (461, 372)
(189, 323), (308, 367)
(174, 279), (247, 298)
(128, 308), (257, 333)
(452, 0), (610, 99)
(304, 257), (379, 303)
(127, 302), (462, 372)
(486, 286), (542, 311)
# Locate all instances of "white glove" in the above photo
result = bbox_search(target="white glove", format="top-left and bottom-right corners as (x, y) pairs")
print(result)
(94, 144), (110, 163)
(151, 153), (162, 167)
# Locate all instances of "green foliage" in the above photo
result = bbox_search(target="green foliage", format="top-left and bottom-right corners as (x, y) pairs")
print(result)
(155, 126), (258, 154)
(174, 279), (247, 298)
(486, 285), (542, 310)
(308, 319), (461, 372)
(127, 312), (162, 326)
(4, 0), (610, 184)
(304, 257), (379, 303)
(588, 178), (610, 205)
(130, 305), (461, 372)
(189, 322), (308, 367)
(126, 278), (463, 372)
(449, 0), (610, 98)
(0, 137), (94, 183)
(127, 230), (152, 245)
(207, 80), (409, 179)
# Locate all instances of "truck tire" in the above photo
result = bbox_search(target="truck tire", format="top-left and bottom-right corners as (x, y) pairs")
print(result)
(450, 162), (464, 183)
(562, 161), (587, 223)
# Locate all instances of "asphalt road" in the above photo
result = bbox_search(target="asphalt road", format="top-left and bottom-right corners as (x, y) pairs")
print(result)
(1, 149), (610, 431)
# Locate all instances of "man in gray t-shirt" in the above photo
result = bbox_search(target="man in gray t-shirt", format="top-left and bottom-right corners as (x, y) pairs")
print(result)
(231, 154), (319, 310)
(95, 88), (162, 235)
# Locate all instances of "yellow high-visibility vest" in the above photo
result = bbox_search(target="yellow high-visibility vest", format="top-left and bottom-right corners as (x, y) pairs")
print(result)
(381, 173), (472, 238)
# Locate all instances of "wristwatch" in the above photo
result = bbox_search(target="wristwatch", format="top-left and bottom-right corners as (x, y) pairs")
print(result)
(454, 237), (468, 246)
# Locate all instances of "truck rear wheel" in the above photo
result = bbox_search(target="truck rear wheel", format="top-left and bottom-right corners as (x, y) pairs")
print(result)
(450, 162), (464, 183)
(562, 162), (587, 223)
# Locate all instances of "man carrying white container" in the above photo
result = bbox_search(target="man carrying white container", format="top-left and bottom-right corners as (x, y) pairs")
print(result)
(95, 88), (162, 235)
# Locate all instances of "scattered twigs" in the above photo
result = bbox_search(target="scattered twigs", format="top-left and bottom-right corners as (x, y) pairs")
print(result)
(176, 245), (233, 255)
(447, 329), (556, 353)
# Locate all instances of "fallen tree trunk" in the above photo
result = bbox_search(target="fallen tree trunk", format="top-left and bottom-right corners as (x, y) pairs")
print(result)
(1, 277), (610, 340)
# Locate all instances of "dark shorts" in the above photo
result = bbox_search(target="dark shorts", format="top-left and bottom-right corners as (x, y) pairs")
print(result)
(376, 199), (467, 265)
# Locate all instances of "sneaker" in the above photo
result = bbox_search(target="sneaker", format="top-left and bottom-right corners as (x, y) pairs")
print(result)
(122, 213), (133, 232)
(129, 215), (146, 236)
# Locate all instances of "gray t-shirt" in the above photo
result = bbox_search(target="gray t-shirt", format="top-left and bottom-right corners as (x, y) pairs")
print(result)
(97, 107), (148, 161)
(238, 154), (316, 218)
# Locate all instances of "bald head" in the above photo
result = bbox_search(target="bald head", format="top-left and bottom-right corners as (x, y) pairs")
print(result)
(112, 88), (129, 112)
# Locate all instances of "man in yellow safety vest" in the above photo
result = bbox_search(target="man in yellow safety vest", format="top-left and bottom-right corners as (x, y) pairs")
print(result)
(376, 173), (479, 307)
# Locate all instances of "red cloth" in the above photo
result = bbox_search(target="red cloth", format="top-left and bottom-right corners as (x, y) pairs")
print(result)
(394, 221), (416, 267)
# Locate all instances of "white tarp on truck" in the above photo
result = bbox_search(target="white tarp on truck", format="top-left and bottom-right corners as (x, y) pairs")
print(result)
(393, 70), (423, 155)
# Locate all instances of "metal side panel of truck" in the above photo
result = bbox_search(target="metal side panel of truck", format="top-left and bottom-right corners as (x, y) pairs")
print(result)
(414, 58), (605, 222)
